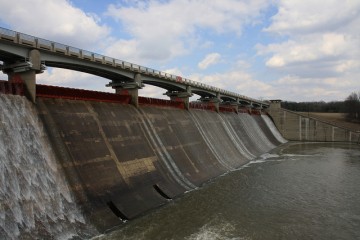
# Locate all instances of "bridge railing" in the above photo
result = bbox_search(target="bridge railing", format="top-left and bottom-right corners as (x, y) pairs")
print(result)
(0, 27), (266, 106)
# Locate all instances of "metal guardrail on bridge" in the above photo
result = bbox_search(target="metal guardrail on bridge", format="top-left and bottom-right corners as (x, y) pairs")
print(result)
(0, 27), (268, 106)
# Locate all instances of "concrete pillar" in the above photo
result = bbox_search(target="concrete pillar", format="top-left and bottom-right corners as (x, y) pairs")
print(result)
(2, 49), (43, 103)
(248, 102), (253, 114)
(108, 73), (143, 107)
(198, 93), (222, 112)
(115, 88), (139, 107)
(169, 95), (190, 110)
(165, 86), (192, 110)
(8, 71), (36, 102)
(29, 49), (42, 71)
(233, 97), (240, 113)
(212, 92), (221, 113)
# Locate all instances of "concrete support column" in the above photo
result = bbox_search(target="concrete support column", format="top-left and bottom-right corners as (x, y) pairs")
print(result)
(248, 102), (253, 114)
(115, 88), (139, 107)
(234, 98), (240, 113)
(8, 71), (36, 102)
(107, 73), (143, 108)
(199, 92), (221, 112)
(2, 49), (43, 103)
(212, 92), (221, 113)
(165, 86), (192, 110)
(170, 95), (190, 110)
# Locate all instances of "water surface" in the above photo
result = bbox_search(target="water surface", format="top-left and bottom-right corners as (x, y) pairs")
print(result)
(94, 142), (360, 240)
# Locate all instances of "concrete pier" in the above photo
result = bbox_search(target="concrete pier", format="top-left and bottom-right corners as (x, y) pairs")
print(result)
(2, 49), (44, 103)
(108, 73), (143, 107)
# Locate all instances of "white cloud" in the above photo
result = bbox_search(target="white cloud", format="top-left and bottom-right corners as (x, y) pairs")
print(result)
(257, 0), (360, 101)
(103, 39), (140, 64)
(105, 0), (269, 63)
(272, 74), (360, 101)
(139, 85), (168, 99)
(265, 0), (360, 35)
(198, 53), (221, 70)
(162, 67), (183, 76)
(259, 33), (355, 70)
(0, 0), (113, 92)
(37, 68), (111, 92)
(189, 70), (274, 100)
(0, 0), (110, 50)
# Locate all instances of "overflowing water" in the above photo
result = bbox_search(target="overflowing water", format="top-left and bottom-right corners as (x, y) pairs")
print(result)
(261, 115), (287, 144)
(94, 142), (360, 240)
(0, 94), (97, 239)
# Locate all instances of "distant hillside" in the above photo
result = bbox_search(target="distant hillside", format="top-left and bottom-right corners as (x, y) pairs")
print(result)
(281, 101), (345, 113)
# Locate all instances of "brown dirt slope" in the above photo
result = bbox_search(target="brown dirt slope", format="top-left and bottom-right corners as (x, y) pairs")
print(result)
(299, 112), (360, 132)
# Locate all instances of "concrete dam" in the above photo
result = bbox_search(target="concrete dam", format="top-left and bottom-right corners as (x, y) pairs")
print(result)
(0, 86), (286, 239)
(2, 26), (360, 239)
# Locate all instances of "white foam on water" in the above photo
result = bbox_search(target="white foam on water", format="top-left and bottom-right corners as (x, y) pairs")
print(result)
(185, 221), (249, 240)
(244, 152), (317, 167)
(282, 154), (314, 157)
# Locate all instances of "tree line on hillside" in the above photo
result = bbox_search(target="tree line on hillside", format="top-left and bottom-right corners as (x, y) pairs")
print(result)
(345, 92), (360, 122)
(281, 92), (360, 122)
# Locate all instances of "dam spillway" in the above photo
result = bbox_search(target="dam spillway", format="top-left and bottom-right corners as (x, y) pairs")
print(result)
(0, 94), (97, 239)
(0, 88), (286, 238)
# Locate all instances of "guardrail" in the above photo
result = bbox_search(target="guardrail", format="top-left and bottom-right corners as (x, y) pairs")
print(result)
(0, 27), (267, 105)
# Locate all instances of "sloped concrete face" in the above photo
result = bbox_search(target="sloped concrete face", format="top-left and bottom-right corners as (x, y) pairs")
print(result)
(36, 98), (284, 232)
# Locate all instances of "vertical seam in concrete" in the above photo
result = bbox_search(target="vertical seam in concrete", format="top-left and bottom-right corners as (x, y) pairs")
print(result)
(299, 116), (302, 141)
(305, 118), (308, 141)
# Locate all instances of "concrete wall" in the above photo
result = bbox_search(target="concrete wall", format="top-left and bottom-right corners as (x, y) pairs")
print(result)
(268, 102), (360, 143)
(36, 97), (284, 232)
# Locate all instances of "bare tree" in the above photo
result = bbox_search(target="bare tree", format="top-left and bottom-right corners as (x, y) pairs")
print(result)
(345, 92), (360, 122)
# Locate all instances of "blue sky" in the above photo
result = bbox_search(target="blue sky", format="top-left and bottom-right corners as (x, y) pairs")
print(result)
(1, 0), (359, 102)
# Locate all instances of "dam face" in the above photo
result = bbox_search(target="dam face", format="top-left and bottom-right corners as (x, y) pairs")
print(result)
(1, 92), (286, 237)
(0, 94), (97, 239)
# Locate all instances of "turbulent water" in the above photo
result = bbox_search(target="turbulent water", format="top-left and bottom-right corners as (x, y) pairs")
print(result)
(0, 95), (97, 239)
(93, 142), (360, 240)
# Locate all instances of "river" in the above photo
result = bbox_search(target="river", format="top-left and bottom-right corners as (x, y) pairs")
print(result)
(93, 142), (360, 240)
